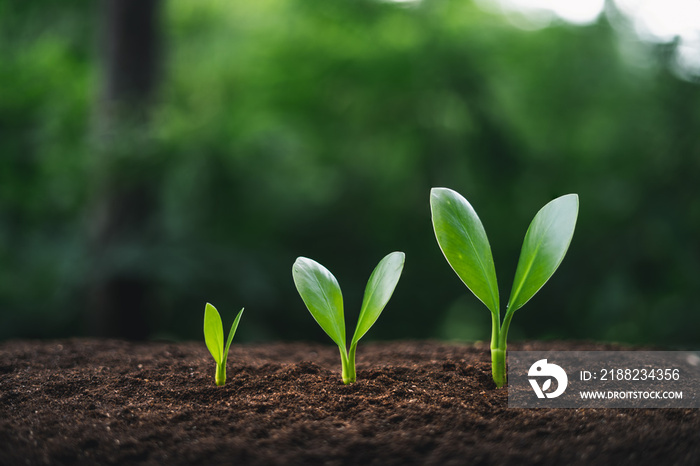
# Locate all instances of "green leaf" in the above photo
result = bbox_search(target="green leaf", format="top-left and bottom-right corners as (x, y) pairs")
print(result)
(204, 302), (224, 364)
(222, 307), (244, 365)
(292, 257), (346, 350)
(506, 193), (579, 313)
(351, 251), (405, 347)
(430, 187), (500, 315)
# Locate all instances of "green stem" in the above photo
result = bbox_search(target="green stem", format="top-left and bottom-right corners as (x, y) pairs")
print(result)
(490, 312), (500, 349)
(498, 310), (515, 350)
(215, 362), (226, 386)
(341, 344), (356, 384)
(491, 348), (506, 388)
(490, 312), (506, 387)
(491, 309), (516, 388)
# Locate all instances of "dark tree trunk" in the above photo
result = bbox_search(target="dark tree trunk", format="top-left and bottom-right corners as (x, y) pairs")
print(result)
(88, 0), (161, 340)
(101, 0), (160, 105)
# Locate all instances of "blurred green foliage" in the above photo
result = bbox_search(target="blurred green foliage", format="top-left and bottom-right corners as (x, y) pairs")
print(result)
(1, 0), (698, 346)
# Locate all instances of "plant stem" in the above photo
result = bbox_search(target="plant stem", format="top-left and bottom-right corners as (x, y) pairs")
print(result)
(489, 312), (507, 387)
(215, 362), (226, 386)
(490, 312), (500, 349)
(491, 347), (506, 388)
(491, 310), (516, 388)
(498, 310), (515, 350)
(341, 344), (356, 384)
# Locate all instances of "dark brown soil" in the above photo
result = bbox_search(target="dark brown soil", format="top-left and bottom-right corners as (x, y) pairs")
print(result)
(1, 339), (698, 465)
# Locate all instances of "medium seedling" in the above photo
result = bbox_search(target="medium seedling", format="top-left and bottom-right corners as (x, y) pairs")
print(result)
(292, 252), (405, 384)
(430, 188), (578, 387)
(203, 303), (244, 386)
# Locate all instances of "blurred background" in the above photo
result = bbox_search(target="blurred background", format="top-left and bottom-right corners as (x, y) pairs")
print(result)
(1, 0), (698, 347)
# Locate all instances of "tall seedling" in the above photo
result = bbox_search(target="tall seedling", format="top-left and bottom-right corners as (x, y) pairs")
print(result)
(430, 188), (578, 387)
(292, 252), (405, 384)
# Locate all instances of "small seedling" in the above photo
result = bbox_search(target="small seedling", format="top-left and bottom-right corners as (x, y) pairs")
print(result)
(430, 188), (578, 387)
(203, 303), (244, 386)
(292, 252), (405, 384)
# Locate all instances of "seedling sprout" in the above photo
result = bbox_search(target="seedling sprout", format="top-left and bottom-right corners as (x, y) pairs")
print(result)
(292, 252), (405, 384)
(430, 188), (578, 387)
(203, 303), (244, 386)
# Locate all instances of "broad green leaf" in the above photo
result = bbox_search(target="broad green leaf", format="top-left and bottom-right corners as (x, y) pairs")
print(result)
(204, 303), (224, 364)
(430, 188), (500, 315)
(222, 308), (245, 365)
(506, 193), (579, 313)
(292, 257), (346, 350)
(351, 251), (405, 346)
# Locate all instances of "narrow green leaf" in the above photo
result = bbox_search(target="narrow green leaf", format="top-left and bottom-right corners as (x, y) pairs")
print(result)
(222, 308), (244, 366)
(204, 302), (224, 364)
(430, 187), (500, 315)
(507, 193), (579, 313)
(292, 257), (346, 350)
(351, 251), (405, 346)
